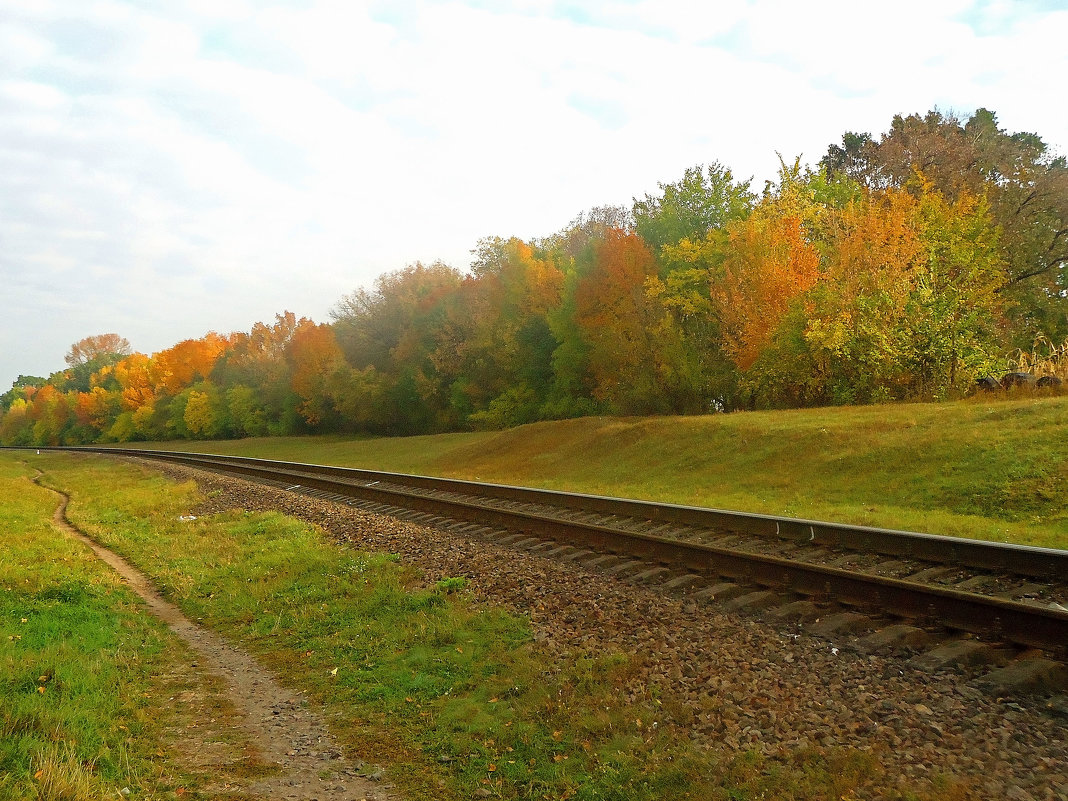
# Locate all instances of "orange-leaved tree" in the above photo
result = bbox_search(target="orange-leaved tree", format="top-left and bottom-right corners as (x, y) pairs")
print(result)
(286, 321), (347, 426)
(799, 186), (926, 399)
(154, 333), (232, 396)
(573, 228), (666, 412)
(112, 353), (160, 410)
(713, 209), (821, 371)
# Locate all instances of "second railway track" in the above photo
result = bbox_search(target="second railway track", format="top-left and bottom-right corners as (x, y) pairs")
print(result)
(35, 447), (1068, 675)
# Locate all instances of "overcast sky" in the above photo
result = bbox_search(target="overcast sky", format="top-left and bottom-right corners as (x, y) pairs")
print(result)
(2, 0), (1066, 391)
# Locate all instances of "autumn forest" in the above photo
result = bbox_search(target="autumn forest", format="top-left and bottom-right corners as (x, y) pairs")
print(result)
(3, 108), (1067, 446)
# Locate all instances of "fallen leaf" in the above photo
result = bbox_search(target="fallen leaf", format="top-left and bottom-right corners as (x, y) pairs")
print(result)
(330, 668), (338, 676)
(37, 686), (45, 694)
(34, 770), (44, 780)
(487, 764), (496, 772)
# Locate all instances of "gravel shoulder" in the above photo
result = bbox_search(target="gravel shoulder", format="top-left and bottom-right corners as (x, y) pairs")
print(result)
(159, 463), (1067, 800)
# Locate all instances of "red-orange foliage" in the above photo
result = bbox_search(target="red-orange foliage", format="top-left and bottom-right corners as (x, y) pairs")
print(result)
(112, 353), (160, 410)
(713, 213), (821, 370)
(29, 384), (70, 444)
(287, 322), (345, 424)
(153, 333), (231, 396)
(73, 386), (117, 432)
(574, 229), (661, 404)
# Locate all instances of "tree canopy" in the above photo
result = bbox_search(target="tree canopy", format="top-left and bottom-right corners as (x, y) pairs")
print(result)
(3, 106), (1065, 445)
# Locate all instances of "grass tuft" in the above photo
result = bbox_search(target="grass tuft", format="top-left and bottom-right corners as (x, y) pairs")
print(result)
(29, 745), (100, 801)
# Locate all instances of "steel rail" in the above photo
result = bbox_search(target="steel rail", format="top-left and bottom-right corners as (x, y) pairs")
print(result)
(21, 446), (1068, 653)
(60, 446), (1068, 578)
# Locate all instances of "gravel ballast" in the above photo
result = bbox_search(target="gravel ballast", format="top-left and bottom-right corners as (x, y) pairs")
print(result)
(163, 463), (1067, 800)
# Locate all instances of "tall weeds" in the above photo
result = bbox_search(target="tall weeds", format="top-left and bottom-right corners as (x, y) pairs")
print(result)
(1008, 334), (1068, 381)
(30, 745), (100, 801)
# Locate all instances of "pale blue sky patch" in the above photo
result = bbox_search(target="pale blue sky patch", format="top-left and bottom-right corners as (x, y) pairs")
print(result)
(198, 26), (304, 77)
(368, 0), (421, 38)
(45, 18), (129, 63)
(566, 93), (628, 130)
(699, 22), (748, 53)
(550, 2), (595, 26)
(955, 0), (1062, 36)
(700, 19), (808, 75)
(329, 80), (410, 114)
(383, 110), (440, 140)
(155, 86), (313, 185)
(809, 73), (877, 101)
(26, 63), (114, 98)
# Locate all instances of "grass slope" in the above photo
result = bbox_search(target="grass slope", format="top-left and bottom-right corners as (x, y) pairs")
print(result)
(132, 396), (1068, 550)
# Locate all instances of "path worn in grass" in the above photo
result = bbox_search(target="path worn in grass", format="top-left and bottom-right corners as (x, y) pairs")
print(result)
(38, 476), (392, 801)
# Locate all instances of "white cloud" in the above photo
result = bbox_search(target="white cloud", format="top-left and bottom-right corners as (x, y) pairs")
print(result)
(0, 0), (1065, 388)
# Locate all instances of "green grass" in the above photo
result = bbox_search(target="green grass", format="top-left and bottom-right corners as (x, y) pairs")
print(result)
(120, 395), (1068, 550)
(18, 451), (970, 800)
(0, 456), (203, 800)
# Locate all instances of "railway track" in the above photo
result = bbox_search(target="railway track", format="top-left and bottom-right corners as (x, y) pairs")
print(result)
(27, 447), (1068, 687)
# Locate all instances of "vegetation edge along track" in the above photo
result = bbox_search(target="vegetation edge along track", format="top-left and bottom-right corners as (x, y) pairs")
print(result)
(23, 446), (1068, 656)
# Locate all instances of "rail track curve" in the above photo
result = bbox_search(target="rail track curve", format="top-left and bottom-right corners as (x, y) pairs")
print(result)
(21, 445), (1068, 663)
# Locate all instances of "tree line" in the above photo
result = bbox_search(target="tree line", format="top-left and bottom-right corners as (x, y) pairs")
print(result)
(3, 108), (1066, 445)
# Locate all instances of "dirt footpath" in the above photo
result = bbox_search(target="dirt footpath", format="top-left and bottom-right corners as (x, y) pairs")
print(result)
(44, 483), (393, 801)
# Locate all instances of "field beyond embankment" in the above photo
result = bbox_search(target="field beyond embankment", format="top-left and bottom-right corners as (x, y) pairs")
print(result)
(124, 395), (1068, 550)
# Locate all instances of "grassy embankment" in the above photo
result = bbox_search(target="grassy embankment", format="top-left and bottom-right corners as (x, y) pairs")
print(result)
(132, 394), (1068, 550)
(2, 451), (972, 800)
